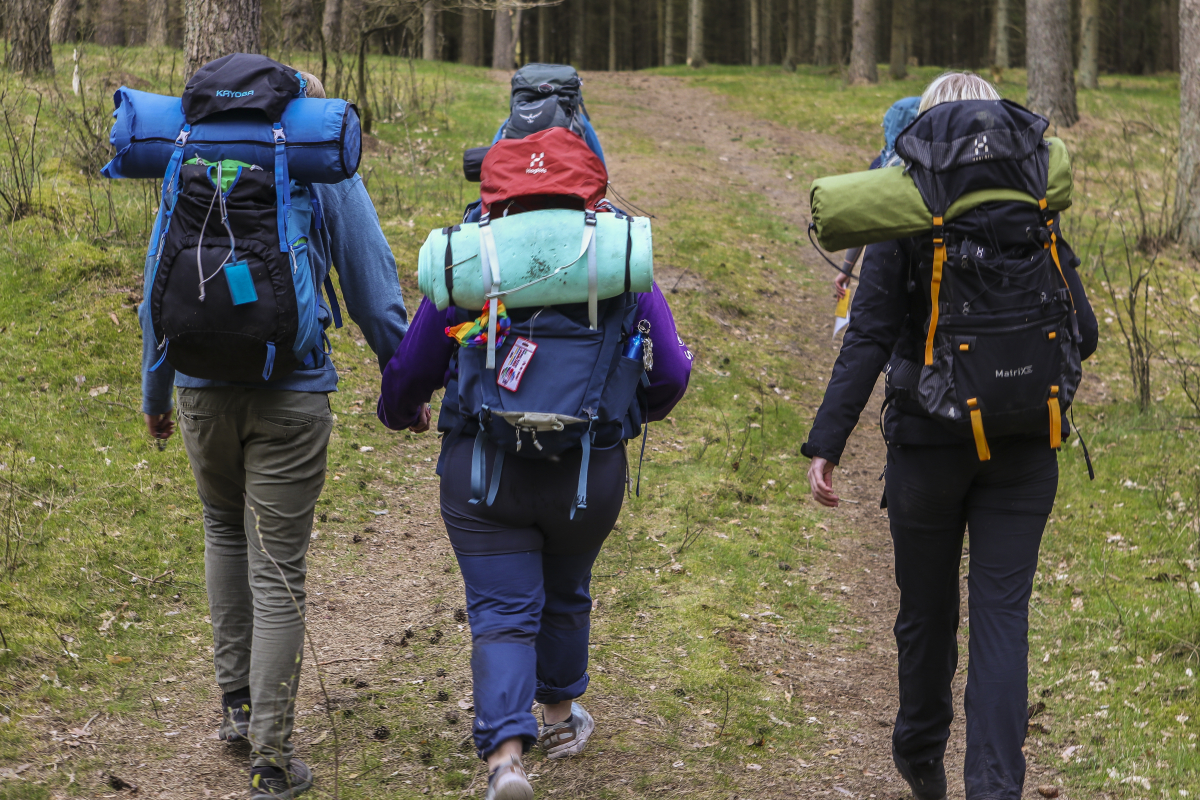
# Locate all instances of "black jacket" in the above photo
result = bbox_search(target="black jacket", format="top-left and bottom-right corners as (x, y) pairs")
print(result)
(801, 203), (1098, 465)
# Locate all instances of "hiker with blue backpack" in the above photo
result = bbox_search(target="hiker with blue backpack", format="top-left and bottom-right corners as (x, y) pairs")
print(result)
(378, 122), (690, 800)
(111, 57), (405, 799)
(803, 73), (1098, 800)
(833, 96), (920, 300)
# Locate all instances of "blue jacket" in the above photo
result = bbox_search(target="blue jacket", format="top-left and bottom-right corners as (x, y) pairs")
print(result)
(140, 174), (408, 415)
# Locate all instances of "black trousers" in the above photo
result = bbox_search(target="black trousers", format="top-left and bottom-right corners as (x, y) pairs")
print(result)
(884, 437), (1058, 800)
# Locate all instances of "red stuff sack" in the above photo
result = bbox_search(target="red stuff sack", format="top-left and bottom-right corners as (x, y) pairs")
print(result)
(480, 126), (608, 215)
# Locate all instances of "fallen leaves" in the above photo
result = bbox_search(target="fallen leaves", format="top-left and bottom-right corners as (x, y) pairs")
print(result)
(1037, 786), (1060, 798)
(88, 385), (109, 397)
(106, 654), (132, 665)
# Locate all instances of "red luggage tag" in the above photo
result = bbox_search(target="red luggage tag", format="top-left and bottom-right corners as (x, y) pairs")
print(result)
(497, 337), (538, 392)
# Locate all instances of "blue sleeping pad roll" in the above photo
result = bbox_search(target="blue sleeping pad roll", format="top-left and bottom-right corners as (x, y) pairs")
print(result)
(101, 87), (361, 184)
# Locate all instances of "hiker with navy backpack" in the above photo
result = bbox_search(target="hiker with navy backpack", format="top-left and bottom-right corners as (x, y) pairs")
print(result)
(378, 126), (690, 800)
(802, 73), (1098, 800)
(110, 58), (407, 799)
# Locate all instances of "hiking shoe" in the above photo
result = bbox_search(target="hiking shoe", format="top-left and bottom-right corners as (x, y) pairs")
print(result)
(249, 759), (313, 800)
(484, 755), (533, 800)
(219, 694), (251, 743)
(537, 702), (595, 760)
(892, 746), (947, 800)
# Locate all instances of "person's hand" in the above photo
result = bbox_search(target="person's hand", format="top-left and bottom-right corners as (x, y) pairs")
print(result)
(408, 404), (432, 433)
(833, 268), (851, 299)
(145, 411), (174, 441)
(807, 457), (839, 507)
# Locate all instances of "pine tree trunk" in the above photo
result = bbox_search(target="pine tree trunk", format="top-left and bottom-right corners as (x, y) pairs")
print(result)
(460, 8), (480, 65)
(847, 0), (876, 83)
(184, 0), (261, 77)
(993, 0), (1010, 70)
(49, 0), (79, 45)
(6, 0), (54, 75)
(537, 6), (548, 61)
(750, 0), (761, 65)
(814, 0), (830, 65)
(492, 5), (512, 68)
(784, 0), (798, 68)
(1078, 0), (1099, 88)
(146, 0), (170, 46)
(889, 0), (910, 78)
(1177, 0), (1200, 250)
(422, 1), (437, 60)
(763, 0), (774, 64)
(664, 0), (675, 64)
(686, 0), (704, 67)
(322, 0), (342, 52)
(609, 0), (618, 69)
(1160, 0), (1178, 72)
(571, 0), (585, 67)
(1026, 0), (1078, 127)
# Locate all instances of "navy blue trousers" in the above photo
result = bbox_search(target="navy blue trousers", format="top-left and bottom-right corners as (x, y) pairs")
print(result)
(884, 437), (1058, 800)
(440, 434), (625, 758)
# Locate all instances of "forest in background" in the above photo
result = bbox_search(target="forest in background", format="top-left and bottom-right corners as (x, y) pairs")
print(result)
(17, 0), (1184, 76)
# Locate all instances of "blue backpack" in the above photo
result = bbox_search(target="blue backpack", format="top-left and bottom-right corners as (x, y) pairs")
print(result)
(124, 54), (357, 382)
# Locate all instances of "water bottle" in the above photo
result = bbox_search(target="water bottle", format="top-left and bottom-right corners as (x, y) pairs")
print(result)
(623, 332), (644, 361)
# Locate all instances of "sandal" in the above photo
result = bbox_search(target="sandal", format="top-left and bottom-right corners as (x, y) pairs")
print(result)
(484, 754), (533, 800)
(536, 702), (595, 760)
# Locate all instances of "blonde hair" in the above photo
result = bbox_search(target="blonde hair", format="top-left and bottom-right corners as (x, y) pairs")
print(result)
(298, 71), (326, 99)
(918, 71), (1001, 113)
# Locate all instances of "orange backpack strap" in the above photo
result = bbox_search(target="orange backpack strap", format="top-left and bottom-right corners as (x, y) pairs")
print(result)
(1048, 385), (1062, 449)
(967, 397), (991, 462)
(924, 216), (946, 366)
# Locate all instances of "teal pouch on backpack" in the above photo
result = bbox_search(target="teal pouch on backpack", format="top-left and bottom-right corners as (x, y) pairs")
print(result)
(224, 260), (258, 305)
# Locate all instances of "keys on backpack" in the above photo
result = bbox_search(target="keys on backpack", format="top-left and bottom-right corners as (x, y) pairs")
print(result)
(638, 319), (654, 372)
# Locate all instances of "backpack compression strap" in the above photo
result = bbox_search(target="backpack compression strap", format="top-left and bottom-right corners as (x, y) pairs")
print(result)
(442, 225), (460, 306)
(923, 216), (946, 365)
(478, 215), (503, 369)
(273, 123), (291, 253)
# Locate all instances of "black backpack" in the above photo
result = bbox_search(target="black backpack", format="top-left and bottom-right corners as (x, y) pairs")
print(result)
(891, 100), (1082, 461)
(499, 63), (588, 140)
(147, 54), (338, 383)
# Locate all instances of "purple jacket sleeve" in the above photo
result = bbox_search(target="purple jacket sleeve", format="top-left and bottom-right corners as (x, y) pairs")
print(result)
(639, 282), (692, 421)
(377, 297), (455, 430)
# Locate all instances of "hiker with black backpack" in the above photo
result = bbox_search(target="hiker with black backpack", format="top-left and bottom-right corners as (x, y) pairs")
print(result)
(121, 59), (407, 799)
(801, 73), (1098, 800)
(378, 128), (690, 800)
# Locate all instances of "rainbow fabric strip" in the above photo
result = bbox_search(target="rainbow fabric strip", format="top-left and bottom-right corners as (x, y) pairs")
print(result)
(445, 301), (512, 349)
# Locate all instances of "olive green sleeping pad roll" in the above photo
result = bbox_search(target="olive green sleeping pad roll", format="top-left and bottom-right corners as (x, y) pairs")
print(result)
(417, 209), (654, 311)
(809, 137), (1074, 252)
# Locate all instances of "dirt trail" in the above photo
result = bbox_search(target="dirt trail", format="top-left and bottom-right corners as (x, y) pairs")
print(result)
(120, 74), (1065, 800)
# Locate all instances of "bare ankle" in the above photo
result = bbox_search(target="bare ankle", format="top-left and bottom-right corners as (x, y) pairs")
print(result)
(541, 699), (574, 726)
(485, 737), (524, 773)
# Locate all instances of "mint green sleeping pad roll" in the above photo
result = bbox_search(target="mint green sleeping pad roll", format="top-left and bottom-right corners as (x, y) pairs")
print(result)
(417, 209), (654, 311)
(810, 136), (1074, 252)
